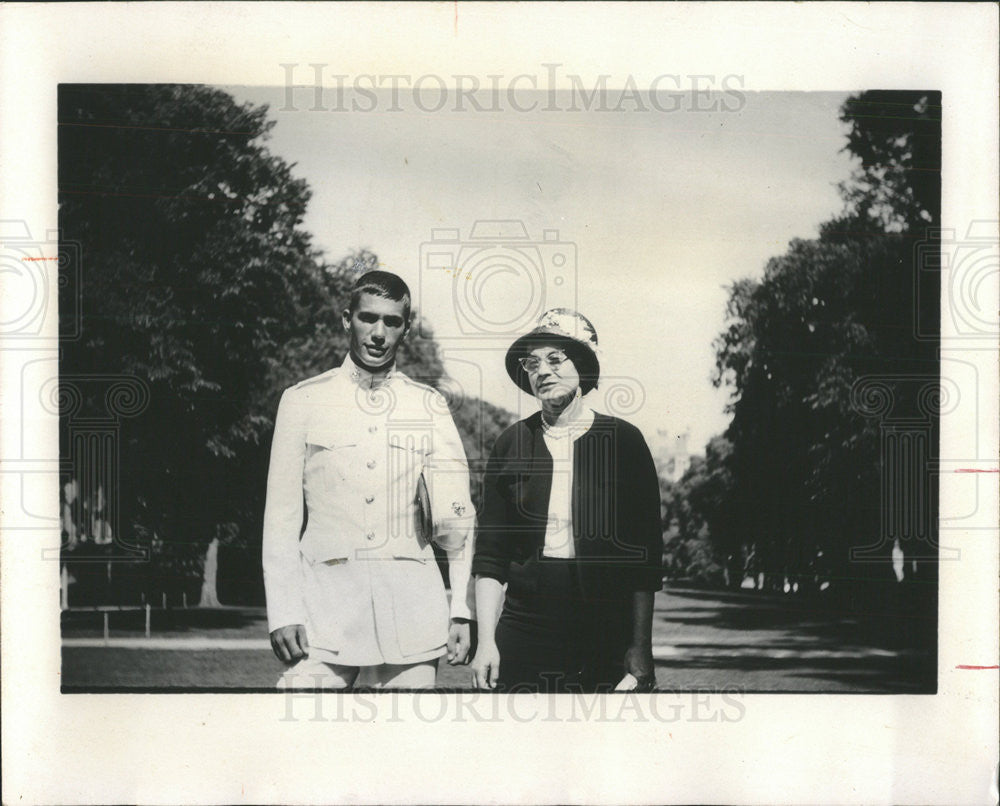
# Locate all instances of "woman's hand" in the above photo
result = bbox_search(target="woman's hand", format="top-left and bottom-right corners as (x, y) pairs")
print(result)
(447, 619), (473, 665)
(625, 589), (656, 691)
(471, 642), (501, 689)
(471, 576), (504, 689)
(623, 643), (655, 692)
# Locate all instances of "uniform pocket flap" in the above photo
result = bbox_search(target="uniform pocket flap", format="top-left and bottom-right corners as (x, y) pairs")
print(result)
(387, 439), (432, 454)
(305, 429), (357, 449)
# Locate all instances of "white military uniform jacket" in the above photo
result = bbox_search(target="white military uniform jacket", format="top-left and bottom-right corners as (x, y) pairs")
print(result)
(262, 355), (476, 666)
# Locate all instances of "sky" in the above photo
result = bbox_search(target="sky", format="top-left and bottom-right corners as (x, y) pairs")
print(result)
(224, 86), (856, 454)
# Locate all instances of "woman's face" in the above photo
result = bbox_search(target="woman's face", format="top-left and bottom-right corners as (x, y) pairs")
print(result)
(525, 343), (581, 406)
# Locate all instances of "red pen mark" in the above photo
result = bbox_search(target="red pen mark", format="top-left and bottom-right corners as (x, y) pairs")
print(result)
(955, 468), (999, 473)
(955, 665), (999, 670)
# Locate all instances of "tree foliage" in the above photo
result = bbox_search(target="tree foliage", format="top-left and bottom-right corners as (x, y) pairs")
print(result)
(661, 436), (737, 586)
(838, 90), (941, 232)
(59, 84), (332, 591)
(675, 91), (941, 614)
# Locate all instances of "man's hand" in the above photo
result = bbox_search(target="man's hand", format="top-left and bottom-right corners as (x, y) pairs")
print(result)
(446, 618), (473, 665)
(623, 643), (655, 691)
(471, 642), (500, 689)
(270, 624), (309, 664)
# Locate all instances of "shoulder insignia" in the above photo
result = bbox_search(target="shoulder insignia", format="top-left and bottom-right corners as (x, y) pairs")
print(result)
(291, 366), (340, 392)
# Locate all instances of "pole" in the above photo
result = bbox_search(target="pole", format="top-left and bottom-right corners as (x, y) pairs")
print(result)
(145, 604), (151, 638)
(183, 592), (187, 609)
(162, 592), (167, 609)
(103, 612), (109, 644)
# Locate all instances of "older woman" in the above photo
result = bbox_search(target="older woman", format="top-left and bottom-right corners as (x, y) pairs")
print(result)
(470, 309), (663, 693)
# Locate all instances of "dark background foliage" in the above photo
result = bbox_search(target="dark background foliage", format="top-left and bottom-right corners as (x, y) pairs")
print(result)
(663, 91), (940, 647)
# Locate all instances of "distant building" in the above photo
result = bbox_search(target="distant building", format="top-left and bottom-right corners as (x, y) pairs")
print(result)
(651, 428), (692, 482)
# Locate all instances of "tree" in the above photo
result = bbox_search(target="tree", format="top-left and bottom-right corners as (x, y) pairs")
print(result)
(661, 437), (737, 587)
(59, 84), (334, 601)
(711, 91), (940, 623)
(838, 91), (941, 232)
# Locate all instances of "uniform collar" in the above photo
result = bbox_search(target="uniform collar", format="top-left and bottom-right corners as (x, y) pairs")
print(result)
(342, 353), (397, 389)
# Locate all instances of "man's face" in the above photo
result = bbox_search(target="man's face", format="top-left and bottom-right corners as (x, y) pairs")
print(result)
(343, 292), (409, 369)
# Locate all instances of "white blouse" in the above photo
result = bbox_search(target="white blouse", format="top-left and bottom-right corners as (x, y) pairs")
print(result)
(540, 408), (595, 558)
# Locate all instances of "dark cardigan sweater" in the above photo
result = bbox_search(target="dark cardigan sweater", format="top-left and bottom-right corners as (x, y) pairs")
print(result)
(472, 411), (663, 603)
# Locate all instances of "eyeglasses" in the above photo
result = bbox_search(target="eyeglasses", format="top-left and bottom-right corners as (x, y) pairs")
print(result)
(518, 351), (570, 374)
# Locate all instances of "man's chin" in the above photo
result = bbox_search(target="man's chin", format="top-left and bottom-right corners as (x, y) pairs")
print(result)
(353, 349), (392, 370)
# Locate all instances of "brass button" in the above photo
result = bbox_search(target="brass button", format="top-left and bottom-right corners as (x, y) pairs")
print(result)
(366, 459), (376, 469)
(365, 495), (375, 504)
(365, 531), (375, 541)
(369, 425), (378, 433)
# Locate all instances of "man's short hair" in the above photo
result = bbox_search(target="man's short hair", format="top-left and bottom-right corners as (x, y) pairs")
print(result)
(348, 270), (411, 323)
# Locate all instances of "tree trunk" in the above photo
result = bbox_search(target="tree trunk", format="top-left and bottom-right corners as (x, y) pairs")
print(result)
(198, 537), (222, 607)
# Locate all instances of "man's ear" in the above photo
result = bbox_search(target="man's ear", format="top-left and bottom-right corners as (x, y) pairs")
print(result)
(342, 308), (351, 332)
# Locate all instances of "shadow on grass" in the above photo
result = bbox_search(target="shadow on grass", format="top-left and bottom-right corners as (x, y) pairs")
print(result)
(658, 586), (936, 651)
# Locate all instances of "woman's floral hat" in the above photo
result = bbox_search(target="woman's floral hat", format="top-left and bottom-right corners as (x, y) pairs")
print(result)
(504, 308), (601, 395)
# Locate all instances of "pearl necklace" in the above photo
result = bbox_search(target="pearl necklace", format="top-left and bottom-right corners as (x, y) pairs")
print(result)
(541, 407), (594, 439)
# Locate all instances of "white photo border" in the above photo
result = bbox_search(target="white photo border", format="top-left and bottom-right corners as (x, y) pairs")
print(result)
(1, 3), (997, 804)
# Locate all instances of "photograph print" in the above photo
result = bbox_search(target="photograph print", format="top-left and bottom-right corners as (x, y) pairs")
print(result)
(56, 80), (942, 694)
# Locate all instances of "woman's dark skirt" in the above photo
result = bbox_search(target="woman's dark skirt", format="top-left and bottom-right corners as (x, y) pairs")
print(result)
(495, 557), (632, 693)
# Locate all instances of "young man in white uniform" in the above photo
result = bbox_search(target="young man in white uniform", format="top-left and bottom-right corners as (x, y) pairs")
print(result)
(262, 271), (475, 689)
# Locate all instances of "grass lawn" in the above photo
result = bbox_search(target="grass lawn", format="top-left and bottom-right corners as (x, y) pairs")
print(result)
(61, 648), (474, 691)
